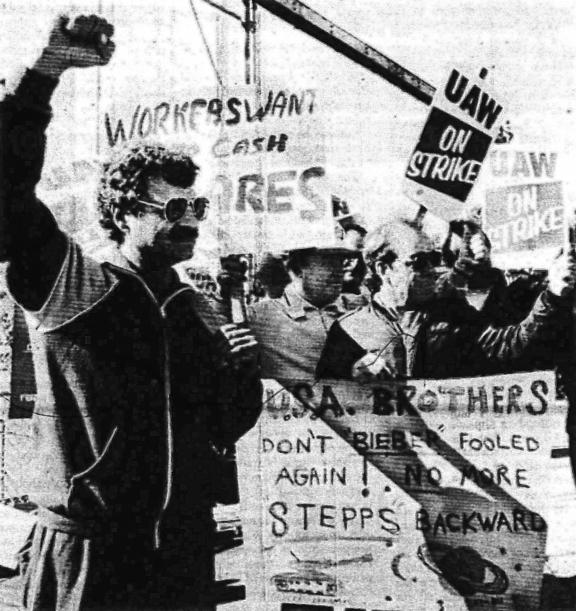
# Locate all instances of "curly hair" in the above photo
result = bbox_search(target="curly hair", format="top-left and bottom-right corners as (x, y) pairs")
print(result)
(97, 144), (200, 244)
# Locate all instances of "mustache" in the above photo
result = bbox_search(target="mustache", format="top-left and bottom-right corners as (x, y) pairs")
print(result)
(168, 226), (199, 242)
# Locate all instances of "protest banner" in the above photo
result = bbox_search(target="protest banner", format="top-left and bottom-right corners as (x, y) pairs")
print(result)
(238, 372), (565, 610)
(404, 68), (504, 222)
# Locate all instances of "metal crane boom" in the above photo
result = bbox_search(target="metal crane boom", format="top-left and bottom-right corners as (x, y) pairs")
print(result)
(253, 0), (435, 105)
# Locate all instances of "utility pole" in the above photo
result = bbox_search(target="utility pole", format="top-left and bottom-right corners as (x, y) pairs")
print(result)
(243, 0), (258, 85)
(241, 0), (265, 261)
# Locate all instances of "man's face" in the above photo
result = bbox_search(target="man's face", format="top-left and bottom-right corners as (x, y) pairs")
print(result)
(378, 258), (411, 307)
(301, 252), (345, 307)
(342, 255), (360, 284)
(121, 176), (200, 271)
(377, 250), (441, 309)
(341, 230), (365, 285)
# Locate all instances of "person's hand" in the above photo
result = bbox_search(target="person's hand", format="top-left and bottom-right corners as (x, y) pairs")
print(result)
(351, 352), (394, 383)
(33, 15), (115, 78)
(218, 255), (248, 301)
(548, 249), (576, 297)
(469, 232), (490, 263)
(215, 323), (259, 374)
(449, 220), (491, 263)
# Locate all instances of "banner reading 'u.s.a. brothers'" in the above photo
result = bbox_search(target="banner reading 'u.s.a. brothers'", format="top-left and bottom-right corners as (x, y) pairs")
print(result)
(237, 372), (567, 611)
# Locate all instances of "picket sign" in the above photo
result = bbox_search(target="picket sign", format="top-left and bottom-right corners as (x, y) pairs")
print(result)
(484, 181), (565, 270)
(404, 67), (504, 222)
(482, 147), (567, 270)
(237, 372), (568, 611)
(100, 87), (336, 256)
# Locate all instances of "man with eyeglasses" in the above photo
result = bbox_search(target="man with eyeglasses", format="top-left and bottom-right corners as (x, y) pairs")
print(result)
(317, 219), (576, 381)
(0, 14), (261, 610)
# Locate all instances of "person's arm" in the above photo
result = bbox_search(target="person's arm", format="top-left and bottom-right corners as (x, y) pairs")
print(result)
(0, 66), (66, 310)
(208, 322), (262, 446)
(210, 364), (263, 447)
(0, 14), (115, 310)
(316, 320), (366, 380)
(476, 251), (576, 368)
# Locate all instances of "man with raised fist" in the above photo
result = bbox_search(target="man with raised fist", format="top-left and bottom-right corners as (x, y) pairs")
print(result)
(0, 14), (261, 610)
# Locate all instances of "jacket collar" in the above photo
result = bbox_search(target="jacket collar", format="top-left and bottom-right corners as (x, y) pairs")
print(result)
(282, 284), (346, 320)
(92, 244), (189, 308)
(90, 243), (137, 271)
(371, 294), (401, 322)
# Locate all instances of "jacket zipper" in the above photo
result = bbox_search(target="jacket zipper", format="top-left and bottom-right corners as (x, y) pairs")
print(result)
(127, 275), (174, 550)
(154, 291), (194, 548)
(154, 304), (173, 549)
(105, 265), (195, 549)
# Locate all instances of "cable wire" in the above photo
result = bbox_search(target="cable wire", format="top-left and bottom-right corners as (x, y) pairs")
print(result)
(188, 0), (224, 88)
(198, 0), (242, 22)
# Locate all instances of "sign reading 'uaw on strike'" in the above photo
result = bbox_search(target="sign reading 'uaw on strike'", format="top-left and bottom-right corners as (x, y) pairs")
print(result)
(404, 68), (504, 221)
(484, 181), (564, 256)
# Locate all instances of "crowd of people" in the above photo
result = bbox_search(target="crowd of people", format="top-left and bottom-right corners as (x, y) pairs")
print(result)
(249, 216), (575, 385)
(1, 11), (576, 611)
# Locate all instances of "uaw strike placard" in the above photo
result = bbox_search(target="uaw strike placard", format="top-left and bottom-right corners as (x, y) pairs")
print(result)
(404, 68), (504, 221)
(483, 149), (565, 270)
(484, 182), (564, 257)
(237, 372), (561, 610)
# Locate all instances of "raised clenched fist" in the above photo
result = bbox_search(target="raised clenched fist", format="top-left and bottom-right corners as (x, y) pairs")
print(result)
(34, 14), (115, 77)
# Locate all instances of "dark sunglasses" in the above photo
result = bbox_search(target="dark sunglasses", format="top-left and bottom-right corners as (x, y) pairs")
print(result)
(136, 196), (209, 222)
(404, 250), (443, 272)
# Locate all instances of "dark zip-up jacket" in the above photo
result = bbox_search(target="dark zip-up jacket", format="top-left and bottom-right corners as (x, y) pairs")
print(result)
(0, 69), (262, 541)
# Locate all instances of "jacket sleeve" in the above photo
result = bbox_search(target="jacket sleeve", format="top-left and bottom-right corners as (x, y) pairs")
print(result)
(0, 69), (67, 310)
(316, 320), (366, 380)
(209, 367), (263, 447)
(476, 289), (571, 369)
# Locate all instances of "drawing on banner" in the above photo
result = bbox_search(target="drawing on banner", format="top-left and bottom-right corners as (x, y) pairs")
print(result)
(416, 543), (509, 596)
(404, 67), (504, 221)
